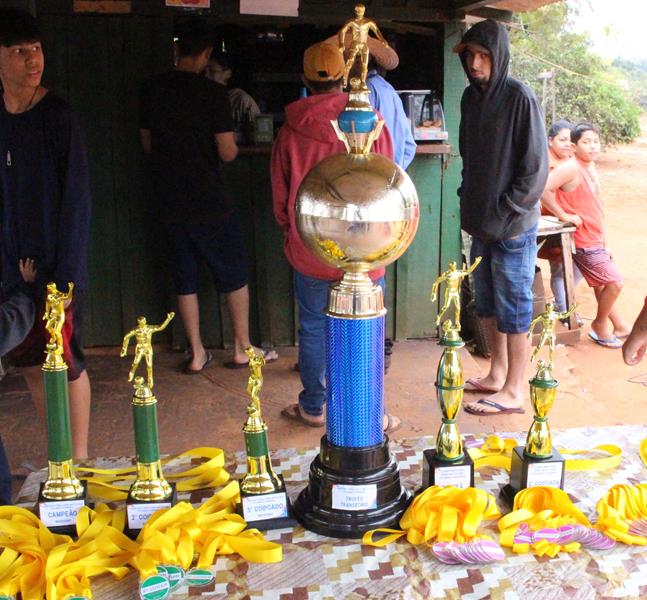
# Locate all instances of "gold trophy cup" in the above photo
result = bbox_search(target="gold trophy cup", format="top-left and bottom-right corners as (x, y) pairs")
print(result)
(422, 259), (478, 490)
(500, 304), (570, 506)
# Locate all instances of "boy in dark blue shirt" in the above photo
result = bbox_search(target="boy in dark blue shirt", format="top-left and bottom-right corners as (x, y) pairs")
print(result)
(0, 9), (92, 458)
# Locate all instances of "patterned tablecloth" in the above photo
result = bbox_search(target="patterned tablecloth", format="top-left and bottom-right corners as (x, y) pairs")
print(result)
(15, 425), (647, 600)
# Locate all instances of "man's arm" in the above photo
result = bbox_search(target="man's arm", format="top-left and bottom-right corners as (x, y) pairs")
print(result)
(214, 131), (238, 162)
(623, 299), (647, 366)
(270, 131), (291, 233)
(139, 128), (152, 155)
(368, 22), (388, 45)
(502, 93), (548, 219)
(120, 331), (134, 356)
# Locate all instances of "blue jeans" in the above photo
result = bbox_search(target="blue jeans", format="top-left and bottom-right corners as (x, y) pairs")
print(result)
(471, 224), (537, 334)
(294, 272), (385, 417)
(0, 435), (11, 505)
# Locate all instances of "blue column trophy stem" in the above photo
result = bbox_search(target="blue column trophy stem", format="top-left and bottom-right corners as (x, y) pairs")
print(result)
(292, 10), (419, 536)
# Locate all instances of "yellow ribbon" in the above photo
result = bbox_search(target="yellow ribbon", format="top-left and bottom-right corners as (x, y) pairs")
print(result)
(0, 481), (282, 597)
(130, 481), (282, 579)
(363, 486), (500, 547)
(595, 483), (647, 545)
(498, 486), (591, 557)
(77, 447), (230, 501)
(467, 436), (622, 472)
(0, 504), (137, 600)
(640, 439), (647, 468)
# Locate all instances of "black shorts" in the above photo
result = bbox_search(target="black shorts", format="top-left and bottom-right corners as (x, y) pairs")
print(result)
(165, 215), (249, 295)
(6, 292), (87, 381)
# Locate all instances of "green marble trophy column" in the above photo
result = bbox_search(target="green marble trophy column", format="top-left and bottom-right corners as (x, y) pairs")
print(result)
(37, 282), (87, 533)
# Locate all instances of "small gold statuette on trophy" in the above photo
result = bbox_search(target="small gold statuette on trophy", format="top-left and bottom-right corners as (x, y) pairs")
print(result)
(38, 282), (87, 533)
(237, 348), (294, 529)
(121, 313), (176, 534)
(422, 261), (480, 489)
(500, 302), (571, 506)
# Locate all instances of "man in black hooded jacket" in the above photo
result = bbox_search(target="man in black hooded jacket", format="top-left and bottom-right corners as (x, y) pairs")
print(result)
(455, 20), (548, 416)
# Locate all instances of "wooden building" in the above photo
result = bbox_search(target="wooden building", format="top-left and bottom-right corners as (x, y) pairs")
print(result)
(7, 0), (559, 348)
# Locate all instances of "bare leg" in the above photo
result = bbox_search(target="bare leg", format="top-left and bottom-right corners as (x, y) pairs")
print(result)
(177, 293), (207, 371)
(591, 283), (622, 340)
(69, 370), (91, 459)
(466, 331), (529, 412)
(225, 285), (253, 364)
(477, 316), (508, 389)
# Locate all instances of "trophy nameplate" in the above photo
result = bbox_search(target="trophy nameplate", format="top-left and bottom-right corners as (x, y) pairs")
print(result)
(422, 450), (475, 489)
(37, 479), (88, 534)
(126, 484), (177, 532)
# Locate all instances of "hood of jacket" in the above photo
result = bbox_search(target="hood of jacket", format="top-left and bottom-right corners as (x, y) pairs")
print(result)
(283, 92), (348, 143)
(458, 19), (510, 100)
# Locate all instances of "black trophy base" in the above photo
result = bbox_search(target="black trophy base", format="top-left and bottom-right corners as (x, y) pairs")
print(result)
(422, 449), (475, 490)
(500, 446), (566, 507)
(292, 436), (411, 539)
(37, 480), (88, 536)
(236, 474), (296, 530)
(125, 483), (177, 538)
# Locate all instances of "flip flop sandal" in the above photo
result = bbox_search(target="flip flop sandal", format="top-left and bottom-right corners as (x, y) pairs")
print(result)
(588, 330), (623, 349)
(183, 351), (214, 375)
(464, 399), (525, 416)
(280, 404), (324, 428)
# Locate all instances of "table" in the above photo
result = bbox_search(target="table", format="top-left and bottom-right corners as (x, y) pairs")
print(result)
(15, 425), (647, 599)
(536, 216), (580, 344)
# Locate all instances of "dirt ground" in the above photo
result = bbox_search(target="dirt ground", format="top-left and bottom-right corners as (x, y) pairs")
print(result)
(2, 122), (647, 488)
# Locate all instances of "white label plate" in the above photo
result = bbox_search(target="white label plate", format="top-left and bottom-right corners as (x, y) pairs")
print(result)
(241, 492), (289, 522)
(127, 502), (172, 530)
(434, 465), (472, 489)
(332, 484), (377, 511)
(39, 499), (85, 527)
(526, 461), (564, 488)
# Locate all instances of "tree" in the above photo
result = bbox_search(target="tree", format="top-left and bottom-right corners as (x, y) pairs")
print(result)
(509, 3), (640, 143)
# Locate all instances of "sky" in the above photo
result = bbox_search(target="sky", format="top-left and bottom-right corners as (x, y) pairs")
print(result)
(571, 0), (647, 61)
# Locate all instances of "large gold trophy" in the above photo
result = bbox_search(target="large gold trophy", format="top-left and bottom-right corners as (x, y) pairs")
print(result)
(500, 302), (572, 506)
(422, 261), (480, 489)
(237, 348), (293, 529)
(120, 313), (176, 533)
(37, 283), (87, 533)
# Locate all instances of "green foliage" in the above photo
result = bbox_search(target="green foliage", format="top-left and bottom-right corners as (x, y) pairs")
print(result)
(509, 3), (641, 144)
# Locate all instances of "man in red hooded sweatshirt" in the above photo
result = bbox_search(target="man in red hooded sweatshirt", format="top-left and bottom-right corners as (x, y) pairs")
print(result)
(271, 41), (396, 429)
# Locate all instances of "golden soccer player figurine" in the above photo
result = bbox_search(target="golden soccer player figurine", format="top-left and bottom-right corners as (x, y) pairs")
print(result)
(430, 257), (481, 331)
(528, 302), (576, 368)
(338, 3), (390, 89)
(43, 282), (74, 367)
(246, 346), (265, 417)
(120, 312), (174, 389)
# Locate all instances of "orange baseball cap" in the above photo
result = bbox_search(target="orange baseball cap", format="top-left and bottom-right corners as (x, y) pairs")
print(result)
(303, 42), (345, 82)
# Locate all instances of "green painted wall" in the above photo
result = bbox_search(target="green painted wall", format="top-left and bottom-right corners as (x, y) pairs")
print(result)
(35, 12), (465, 347)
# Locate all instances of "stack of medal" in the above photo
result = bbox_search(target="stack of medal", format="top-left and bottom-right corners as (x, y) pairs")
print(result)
(236, 347), (293, 529)
(422, 259), (480, 489)
(500, 302), (569, 506)
(120, 313), (176, 536)
(292, 5), (418, 537)
(37, 282), (87, 534)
